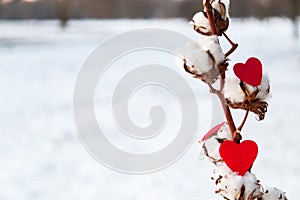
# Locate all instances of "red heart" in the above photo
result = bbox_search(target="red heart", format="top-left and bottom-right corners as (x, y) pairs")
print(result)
(219, 140), (258, 176)
(233, 57), (263, 86)
(201, 122), (225, 142)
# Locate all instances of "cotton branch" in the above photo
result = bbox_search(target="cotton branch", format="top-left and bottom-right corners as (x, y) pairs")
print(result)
(204, 0), (217, 35)
(203, 0), (240, 143)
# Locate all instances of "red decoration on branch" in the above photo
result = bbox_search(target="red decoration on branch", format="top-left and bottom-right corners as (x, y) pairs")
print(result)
(233, 57), (263, 87)
(219, 140), (258, 176)
(201, 122), (225, 142)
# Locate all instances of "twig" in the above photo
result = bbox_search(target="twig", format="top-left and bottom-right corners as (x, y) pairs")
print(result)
(203, 0), (239, 142)
(204, 0), (217, 35)
(223, 32), (238, 57)
(208, 83), (219, 95)
(220, 97), (237, 140)
(237, 109), (250, 132)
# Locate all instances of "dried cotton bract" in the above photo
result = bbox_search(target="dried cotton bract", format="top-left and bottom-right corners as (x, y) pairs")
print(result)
(211, 0), (230, 19)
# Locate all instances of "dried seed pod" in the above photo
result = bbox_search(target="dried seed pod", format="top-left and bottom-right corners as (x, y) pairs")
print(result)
(224, 76), (271, 120)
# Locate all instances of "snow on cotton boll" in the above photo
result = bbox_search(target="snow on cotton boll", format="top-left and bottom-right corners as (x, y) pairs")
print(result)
(199, 122), (232, 163)
(177, 36), (225, 76)
(212, 164), (262, 200)
(262, 187), (288, 200)
(190, 11), (211, 35)
(211, 0), (230, 19)
(196, 35), (225, 66)
(224, 75), (271, 104)
(223, 76), (246, 104)
(248, 75), (271, 101)
(224, 75), (270, 120)
(177, 40), (213, 75)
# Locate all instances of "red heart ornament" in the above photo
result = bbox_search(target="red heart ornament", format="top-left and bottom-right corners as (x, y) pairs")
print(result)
(233, 57), (263, 86)
(201, 122), (225, 142)
(219, 140), (258, 176)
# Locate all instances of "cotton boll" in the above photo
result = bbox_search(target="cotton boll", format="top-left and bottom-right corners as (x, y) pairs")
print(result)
(175, 41), (199, 72)
(176, 40), (213, 74)
(213, 163), (244, 199)
(224, 77), (245, 103)
(199, 136), (220, 161)
(197, 36), (225, 65)
(211, 1), (224, 17)
(212, 0), (230, 19)
(202, 0), (230, 17)
(211, 1), (221, 13)
(190, 12), (211, 35)
(184, 46), (214, 74)
(245, 75), (271, 101)
(243, 172), (262, 198)
(220, 0), (230, 17)
(213, 165), (262, 199)
(262, 187), (288, 200)
(217, 123), (232, 140)
(220, 0), (230, 11)
(256, 75), (271, 100)
(199, 123), (232, 162)
(177, 37), (225, 75)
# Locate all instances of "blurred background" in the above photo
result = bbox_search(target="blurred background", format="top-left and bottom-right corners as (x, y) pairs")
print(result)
(0, 0), (300, 200)
(0, 0), (299, 30)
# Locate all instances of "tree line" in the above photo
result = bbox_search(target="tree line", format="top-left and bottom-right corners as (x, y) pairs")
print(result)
(0, 0), (299, 19)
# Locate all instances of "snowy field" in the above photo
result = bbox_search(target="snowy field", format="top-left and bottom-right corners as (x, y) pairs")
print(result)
(0, 18), (300, 199)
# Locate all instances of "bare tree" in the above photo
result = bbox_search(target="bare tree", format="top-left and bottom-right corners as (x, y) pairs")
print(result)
(55, 0), (71, 27)
(290, 0), (299, 38)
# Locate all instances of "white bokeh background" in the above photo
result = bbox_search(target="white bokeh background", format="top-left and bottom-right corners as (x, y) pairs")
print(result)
(0, 18), (299, 199)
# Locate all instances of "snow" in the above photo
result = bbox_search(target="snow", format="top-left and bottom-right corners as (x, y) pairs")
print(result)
(0, 18), (299, 199)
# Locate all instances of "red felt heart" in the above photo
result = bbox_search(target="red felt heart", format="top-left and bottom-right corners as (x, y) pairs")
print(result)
(233, 57), (263, 87)
(219, 140), (258, 176)
(201, 122), (225, 142)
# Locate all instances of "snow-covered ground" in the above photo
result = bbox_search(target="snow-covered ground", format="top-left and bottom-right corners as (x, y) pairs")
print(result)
(0, 18), (299, 199)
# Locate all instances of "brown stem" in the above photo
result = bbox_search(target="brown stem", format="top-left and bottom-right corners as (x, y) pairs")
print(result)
(237, 109), (249, 132)
(220, 69), (238, 141)
(219, 95), (237, 139)
(204, 0), (239, 143)
(223, 32), (238, 57)
(208, 83), (219, 95)
(208, 82), (237, 140)
(204, 0), (217, 35)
